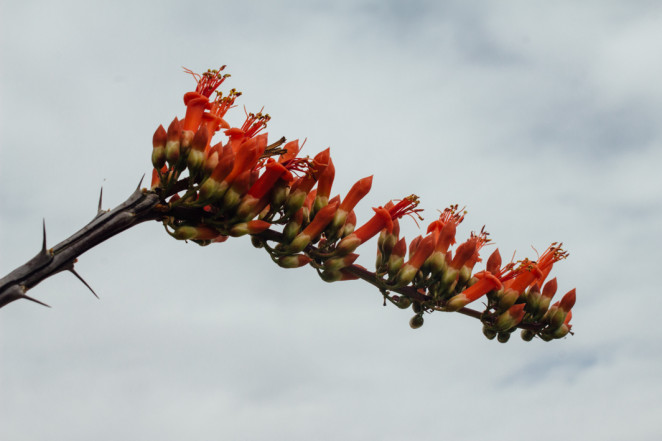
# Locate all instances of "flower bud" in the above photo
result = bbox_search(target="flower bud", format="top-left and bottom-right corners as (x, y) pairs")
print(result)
(380, 236), (402, 274)
(229, 220), (271, 237)
(165, 118), (181, 166)
(409, 314), (424, 329)
(395, 296), (412, 309)
(520, 329), (536, 341)
(222, 169), (252, 212)
(482, 325), (497, 340)
(486, 249), (502, 274)
(187, 126), (210, 176)
(341, 210), (356, 238)
(173, 225), (222, 241)
(494, 303), (526, 332)
(277, 254), (312, 269)
(152, 125), (167, 169)
(282, 209), (304, 243)
(324, 253), (359, 271)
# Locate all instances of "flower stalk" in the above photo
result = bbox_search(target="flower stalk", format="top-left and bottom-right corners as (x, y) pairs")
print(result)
(0, 66), (577, 344)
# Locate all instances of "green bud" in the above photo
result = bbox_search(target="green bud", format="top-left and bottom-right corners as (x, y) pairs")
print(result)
(396, 296), (412, 309)
(520, 329), (536, 341)
(282, 219), (301, 243)
(409, 314), (424, 329)
(482, 325), (497, 340)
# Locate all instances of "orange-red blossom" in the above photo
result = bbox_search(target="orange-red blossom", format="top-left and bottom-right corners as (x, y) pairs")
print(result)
(150, 66), (577, 340)
(336, 195), (421, 255)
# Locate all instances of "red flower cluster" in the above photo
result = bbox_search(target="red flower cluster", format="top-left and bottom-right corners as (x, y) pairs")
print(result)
(150, 67), (576, 342)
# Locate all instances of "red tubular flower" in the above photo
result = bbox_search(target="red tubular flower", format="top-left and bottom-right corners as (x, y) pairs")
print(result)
(223, 135), (266, 185)
(182, 95), (209, 132)
(393, 233), (436, 287)
(224, 111), (271, 153)
(313, 157), (335, 214)
(503, 260), (543, 294)
(408, 235), (422, 260)
(200, 113), (226, 148)
(285, 149), (331, 215)
(290, 148), (331, 194)
(302, 200), (338, 238)
(428, 205), (465, 230)
(336, 195), (420, 255)
(289, 201), (340, 252)
(247, 160), (288, 200)
(198, 145), (236, 202)
(449, 238), (478, 271)
(495, 303), (526, 331)
(235, 158), (288, 219)
(445, 271), (503, 311)
(339, 176), (373, 214)
(328, 175), (373, 238)
(180, 67), (230, 135)
(427, 209), (463, 276)
(428, 205), (465, 252)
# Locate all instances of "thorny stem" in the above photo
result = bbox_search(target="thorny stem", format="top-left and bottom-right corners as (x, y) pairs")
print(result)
(0, 178), (540, 332)
(0, 185), (164, 309)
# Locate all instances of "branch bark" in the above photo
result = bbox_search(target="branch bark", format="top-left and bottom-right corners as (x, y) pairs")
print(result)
(0, 186), (164, 309)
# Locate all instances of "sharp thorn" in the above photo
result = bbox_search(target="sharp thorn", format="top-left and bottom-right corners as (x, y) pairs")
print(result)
(97, 187), (104, 213)
(41, 219), (48, 254)
(69, 268), (99, 299)
(136, 174), (145, 191)
(22, 294), (52, 308)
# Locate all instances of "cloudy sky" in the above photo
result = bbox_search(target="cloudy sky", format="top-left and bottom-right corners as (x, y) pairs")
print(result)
(2, 1), (661, 440)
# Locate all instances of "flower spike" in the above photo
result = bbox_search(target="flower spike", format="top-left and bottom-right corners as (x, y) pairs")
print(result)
(142, 65), (576, 344)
